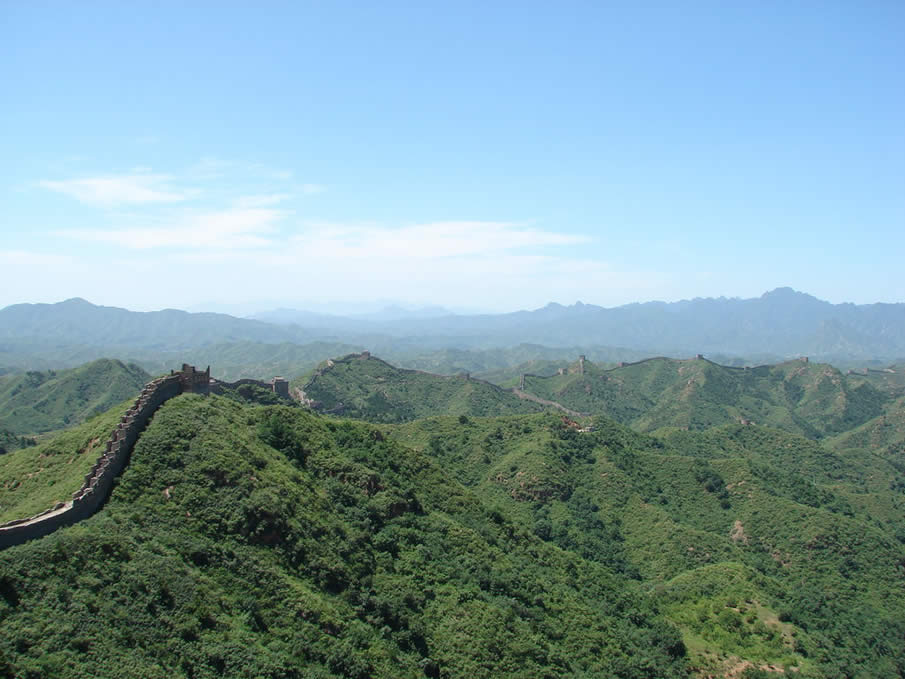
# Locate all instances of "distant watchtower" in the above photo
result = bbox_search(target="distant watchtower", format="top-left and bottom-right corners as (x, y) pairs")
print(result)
(271, 377), (290, 399)
(360, 351), (371, 360)
(578, 355), (586, 375)
(177, 364), (210, 395)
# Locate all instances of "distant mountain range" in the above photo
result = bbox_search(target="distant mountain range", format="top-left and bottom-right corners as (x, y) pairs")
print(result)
(1, 289), (903, 371)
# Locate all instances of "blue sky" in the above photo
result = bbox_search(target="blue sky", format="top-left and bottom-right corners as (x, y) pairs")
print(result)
(2, 1), (903, 313)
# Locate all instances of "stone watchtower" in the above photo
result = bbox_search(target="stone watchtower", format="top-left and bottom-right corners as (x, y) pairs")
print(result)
(271, 377), (290, 399)
(177, 364), (210, 394)
(578, 355), (586, 376)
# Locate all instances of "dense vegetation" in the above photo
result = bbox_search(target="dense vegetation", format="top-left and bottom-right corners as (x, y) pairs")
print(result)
(0, 396), (689, 678)
(0, 429), (35, 456)
(516, 357), (891, 438)
(0, 359), (149, 436)
(2, 352), (903, 677)
(389, 414), (905, 677)
(299, 355), (546, 423)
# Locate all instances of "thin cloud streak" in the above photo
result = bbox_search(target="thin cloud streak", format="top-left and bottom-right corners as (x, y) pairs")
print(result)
(61, 208), (286, 250)
(39, 174), (192, 205)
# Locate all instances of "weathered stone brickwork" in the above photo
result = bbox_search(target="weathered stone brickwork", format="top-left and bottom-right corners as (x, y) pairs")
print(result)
(0, 365), (205, 550)
(207, 376), (293, 400)
(271, 377), (290, 399)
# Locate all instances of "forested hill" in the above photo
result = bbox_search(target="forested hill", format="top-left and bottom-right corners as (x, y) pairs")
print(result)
(388, 414), (905, 677)
(0, 395), (690, 678)
(0, 358), (149, 436)
(2, 392), (903, 676)
(298, 353), (548, 422)
(515, 356), (892, 438)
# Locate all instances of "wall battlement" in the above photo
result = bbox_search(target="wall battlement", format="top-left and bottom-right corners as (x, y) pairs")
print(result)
(207, 375), (293, 400)
(0, 365), (207, 550)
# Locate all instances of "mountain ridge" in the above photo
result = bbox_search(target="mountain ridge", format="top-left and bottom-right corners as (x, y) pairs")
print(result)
(3, 288), (904, 362)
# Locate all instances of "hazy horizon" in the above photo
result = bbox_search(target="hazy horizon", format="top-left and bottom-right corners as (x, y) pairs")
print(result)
(4, 285), (902, 320)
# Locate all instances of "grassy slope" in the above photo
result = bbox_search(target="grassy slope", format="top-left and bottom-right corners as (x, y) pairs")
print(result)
(0, 359), (149, 436)
(0, 395), (688, 679)
(389, 415), (905, 678)
(0, 403), (129, 522)
(300, 355), (546, 423)
(520, 357), (890, 438)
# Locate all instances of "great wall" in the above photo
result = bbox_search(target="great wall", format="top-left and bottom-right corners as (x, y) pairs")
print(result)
(301, 351), (590, 417)
(0, 365), (293, 550)
(0, 352), (825, 550)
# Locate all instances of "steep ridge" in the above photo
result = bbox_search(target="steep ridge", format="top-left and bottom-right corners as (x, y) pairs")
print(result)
(0, 365), (209, 549)
(298, 352), (553, 422)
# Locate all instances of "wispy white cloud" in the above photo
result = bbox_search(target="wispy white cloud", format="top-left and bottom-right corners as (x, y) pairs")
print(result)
(162, 231), (666, 311)
(39, 174), (192, 205)
(61, 207), (285, 250)
(300, 183), (326, 195)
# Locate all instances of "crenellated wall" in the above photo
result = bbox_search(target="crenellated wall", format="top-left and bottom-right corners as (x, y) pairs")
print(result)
(208, 376), (293, 399)
(0, 367), (200, 550)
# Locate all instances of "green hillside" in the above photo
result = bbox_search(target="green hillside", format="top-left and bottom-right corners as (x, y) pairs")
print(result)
(0, 359), (150, 436)
(843, 365), (905, 398)
(519, 357), (890, 438)
(0, 395), (689, 678)
(2, 365), (903, 677)
(827, 394), (905, 457)
(389, 415), (905, 678)
(0, 428), (35, 455)
(298, 353), (547, 423)
(0, 403), (129, 522)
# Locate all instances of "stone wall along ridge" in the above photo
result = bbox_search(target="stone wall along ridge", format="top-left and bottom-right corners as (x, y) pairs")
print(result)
(0, 365), (207, 550)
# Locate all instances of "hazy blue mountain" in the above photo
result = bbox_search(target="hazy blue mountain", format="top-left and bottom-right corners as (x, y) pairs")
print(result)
(2, 290), (903, 367)
(0, 298), (314, 348)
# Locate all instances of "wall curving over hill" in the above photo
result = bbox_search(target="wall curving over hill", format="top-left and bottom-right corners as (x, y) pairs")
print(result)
(0, 365), (210, 549)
